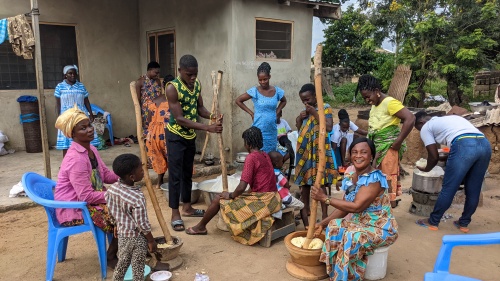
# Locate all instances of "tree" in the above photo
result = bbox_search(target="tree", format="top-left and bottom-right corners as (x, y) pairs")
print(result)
(322, 5), (381, 74)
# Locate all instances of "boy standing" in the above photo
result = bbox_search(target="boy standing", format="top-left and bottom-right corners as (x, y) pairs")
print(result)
(106, 154), (157, 281)
(165, 54), (223, 231)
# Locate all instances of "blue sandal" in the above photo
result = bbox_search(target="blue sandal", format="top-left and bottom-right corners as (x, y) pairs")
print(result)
(171, 219), (185, 231)
(183, 209), (206, 217)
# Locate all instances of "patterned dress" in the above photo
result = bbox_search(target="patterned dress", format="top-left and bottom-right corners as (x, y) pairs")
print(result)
(141, 75), (162, 138)
(145, 101), (170, 174)
(294, 104), (335, 186)
(321, 170), (398, 280)
(54, 80), (100, 149)
(246, 86), (285, 152)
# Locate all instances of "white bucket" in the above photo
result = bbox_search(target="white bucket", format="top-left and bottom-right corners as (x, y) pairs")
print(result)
(364, 246), (390, 280)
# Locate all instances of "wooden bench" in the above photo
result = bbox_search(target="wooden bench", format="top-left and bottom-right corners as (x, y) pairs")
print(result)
(259, 207), (296, 247)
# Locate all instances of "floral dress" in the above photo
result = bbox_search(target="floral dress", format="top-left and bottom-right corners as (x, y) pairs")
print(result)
(320, 169), (398, 280)
(141, 76), (162, 138)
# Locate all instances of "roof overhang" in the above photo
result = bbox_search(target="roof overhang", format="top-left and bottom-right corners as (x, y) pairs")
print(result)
(277, 0), (341, 20)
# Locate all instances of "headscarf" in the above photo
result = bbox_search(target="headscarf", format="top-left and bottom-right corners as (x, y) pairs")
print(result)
(55, 104), (88, 138)
(63, 65), (78, 75)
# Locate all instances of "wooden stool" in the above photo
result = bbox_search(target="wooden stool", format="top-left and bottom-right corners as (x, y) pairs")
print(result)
(259, 207), (296, 247)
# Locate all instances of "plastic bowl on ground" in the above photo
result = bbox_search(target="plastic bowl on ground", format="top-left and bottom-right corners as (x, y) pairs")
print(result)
(160, 182), (201, 204)
(150, 270), (172, 281)
(124, 265), (151, 281)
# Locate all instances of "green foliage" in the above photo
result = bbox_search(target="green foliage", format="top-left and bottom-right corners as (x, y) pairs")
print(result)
(322, 5), (383, 75)
(325, 83), (366, 106)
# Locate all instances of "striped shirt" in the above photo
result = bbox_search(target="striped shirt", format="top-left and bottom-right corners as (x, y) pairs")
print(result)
(106, 181), (151, 237)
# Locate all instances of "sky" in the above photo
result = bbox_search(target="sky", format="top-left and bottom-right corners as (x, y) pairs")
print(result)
(311, 2), (394, 56)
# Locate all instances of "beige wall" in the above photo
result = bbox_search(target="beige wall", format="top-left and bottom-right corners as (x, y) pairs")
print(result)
(229, 0), (313, 155)
(138, 0), (233, 160)
(2, 0), (313, 158)
(138, 0), (313, 160)
(0, 0), (141, 150)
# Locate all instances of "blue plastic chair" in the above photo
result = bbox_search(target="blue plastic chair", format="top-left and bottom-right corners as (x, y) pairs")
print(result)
(424, 232), (500, 281)
(22, 172), (111, 281)
(91, 104), (114, 145)
(328, 131), (339, 169)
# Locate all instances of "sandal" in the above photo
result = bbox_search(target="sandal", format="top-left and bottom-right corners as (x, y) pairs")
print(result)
(183, 209), (206, 217)
(170, 219), (185, 232)
(185, 227), (208, 235)
(453, 221), (470, 233)
(416, 219), (438, 231)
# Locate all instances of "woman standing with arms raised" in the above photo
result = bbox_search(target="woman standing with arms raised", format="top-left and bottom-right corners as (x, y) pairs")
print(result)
(235, 62), (287, 152)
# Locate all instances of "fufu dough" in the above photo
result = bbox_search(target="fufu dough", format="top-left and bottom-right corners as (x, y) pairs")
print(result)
(291, 237), (324, 249)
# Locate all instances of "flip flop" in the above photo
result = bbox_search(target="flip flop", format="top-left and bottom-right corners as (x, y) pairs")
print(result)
(170, 219), (185, 232)
(416, 219), (438, 231)
(453, 221), (470, 233)
(185, 227), (208, 235)
(183, 209), (206, 217)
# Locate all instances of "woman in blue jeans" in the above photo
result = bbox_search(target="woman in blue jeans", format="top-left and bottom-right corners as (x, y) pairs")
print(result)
(413, 111), (491, 233)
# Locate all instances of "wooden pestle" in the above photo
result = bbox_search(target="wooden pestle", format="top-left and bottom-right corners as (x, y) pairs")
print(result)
(200, 72), (222, 161)
(211, 71), (228, 192)
(303, 44), (326, 249)
(129, 81), (173, 242)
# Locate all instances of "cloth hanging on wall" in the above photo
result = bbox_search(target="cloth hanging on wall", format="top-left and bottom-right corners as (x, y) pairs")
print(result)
(7, 14), (35, 59)
(0, 18), (8, 44)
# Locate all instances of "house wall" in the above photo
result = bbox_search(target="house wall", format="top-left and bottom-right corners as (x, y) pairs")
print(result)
(229, 0), (314, 155)
(0, 0), (141, 151)
(138, 0), (313, 160)
(138, 0), (233, 160)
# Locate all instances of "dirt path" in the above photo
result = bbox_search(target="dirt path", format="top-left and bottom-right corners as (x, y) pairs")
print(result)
(1, 167), (499, 281)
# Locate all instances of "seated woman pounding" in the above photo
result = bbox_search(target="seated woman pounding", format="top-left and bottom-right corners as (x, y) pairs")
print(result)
(185, 126), (281, 245)
(54, 105), (120, 268)
(311, 137), (398, 281)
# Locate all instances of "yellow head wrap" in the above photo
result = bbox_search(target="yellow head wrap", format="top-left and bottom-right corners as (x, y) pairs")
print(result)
(55, 105), (89, 138)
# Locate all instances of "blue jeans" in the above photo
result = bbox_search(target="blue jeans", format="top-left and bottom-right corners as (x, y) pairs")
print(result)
(429, 137), (491, 226)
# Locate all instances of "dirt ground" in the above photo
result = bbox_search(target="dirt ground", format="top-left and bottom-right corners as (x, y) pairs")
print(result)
(1, 165), (499, 281)
(1, 106), (499, 281)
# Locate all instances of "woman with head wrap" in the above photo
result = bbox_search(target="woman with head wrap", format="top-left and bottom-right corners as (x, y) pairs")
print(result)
(54, 105), (120, 268)
(55, 65), (100, 157)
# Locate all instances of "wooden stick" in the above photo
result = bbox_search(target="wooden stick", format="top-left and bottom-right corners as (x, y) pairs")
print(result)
(200, 72), (223, 160)
(211, 71), (228, 192)
(130, 81), (173, 242)
(303, 43), (326, 249)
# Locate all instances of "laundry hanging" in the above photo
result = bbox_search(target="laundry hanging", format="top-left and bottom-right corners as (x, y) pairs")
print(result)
(0, 18), (7, 44)
(7, 14), (35, 59)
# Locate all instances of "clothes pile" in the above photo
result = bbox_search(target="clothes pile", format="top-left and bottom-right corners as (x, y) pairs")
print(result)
(0, 130), (15, 156)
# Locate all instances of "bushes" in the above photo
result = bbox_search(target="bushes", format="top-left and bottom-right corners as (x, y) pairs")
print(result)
(325, 83), (366, 106)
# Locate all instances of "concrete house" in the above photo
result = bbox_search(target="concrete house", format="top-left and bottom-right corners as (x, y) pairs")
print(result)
(0, 0), (340, 160)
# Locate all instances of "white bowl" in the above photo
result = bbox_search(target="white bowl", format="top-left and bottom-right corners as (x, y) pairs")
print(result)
(150, 270), (172, 281)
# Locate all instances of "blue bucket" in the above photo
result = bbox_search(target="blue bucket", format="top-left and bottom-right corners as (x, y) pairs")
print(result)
(124, 265), (151, 281)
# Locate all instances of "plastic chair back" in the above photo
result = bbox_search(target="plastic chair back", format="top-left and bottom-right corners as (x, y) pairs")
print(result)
(22, 172), (108, 281)
(424, 232), (500, 281)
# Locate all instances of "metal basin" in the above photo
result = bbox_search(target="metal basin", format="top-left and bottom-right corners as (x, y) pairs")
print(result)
(160, 183), (200, 204)
(412, 173), (442, 193)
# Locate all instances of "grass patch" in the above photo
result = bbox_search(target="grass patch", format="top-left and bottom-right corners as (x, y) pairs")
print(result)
(325, 83), (366, 107)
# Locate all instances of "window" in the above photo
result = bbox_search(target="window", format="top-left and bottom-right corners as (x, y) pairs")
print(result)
(0, 24), (78, 90)
(148, 31), (176, 79)
(256, 18), (293, 60)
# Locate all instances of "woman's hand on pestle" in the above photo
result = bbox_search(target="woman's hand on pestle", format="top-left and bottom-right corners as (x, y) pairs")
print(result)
(311, 185), (328, 202)
(313, 224), (323, 238)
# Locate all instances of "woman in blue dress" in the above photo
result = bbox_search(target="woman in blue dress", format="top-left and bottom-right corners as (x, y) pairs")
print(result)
(235, 62), (287, 152)
(55, 65), (100, 157)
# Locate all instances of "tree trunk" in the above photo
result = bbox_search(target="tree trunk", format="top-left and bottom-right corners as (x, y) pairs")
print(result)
(446, 78), (463, 106)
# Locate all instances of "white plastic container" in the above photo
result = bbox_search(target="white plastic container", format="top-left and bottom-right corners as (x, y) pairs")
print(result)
(364, 246), (390, 280)
(150, 270), (172, 281)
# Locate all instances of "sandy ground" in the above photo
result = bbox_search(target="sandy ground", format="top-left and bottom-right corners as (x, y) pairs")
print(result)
(1, 106), (499, 280)
(1, 166), (499, 281)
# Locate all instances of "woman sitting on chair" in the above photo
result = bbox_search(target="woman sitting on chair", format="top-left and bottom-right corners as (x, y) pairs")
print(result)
(54, 105), (120, 268)
(311, 137), (398, 280)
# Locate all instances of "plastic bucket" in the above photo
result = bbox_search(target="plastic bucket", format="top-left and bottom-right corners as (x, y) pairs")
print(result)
(364, 246), (390, 280)
(124, 265), (151, 281)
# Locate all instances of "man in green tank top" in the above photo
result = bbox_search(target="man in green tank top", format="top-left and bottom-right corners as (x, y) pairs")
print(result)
(165, 55), (223, 232)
